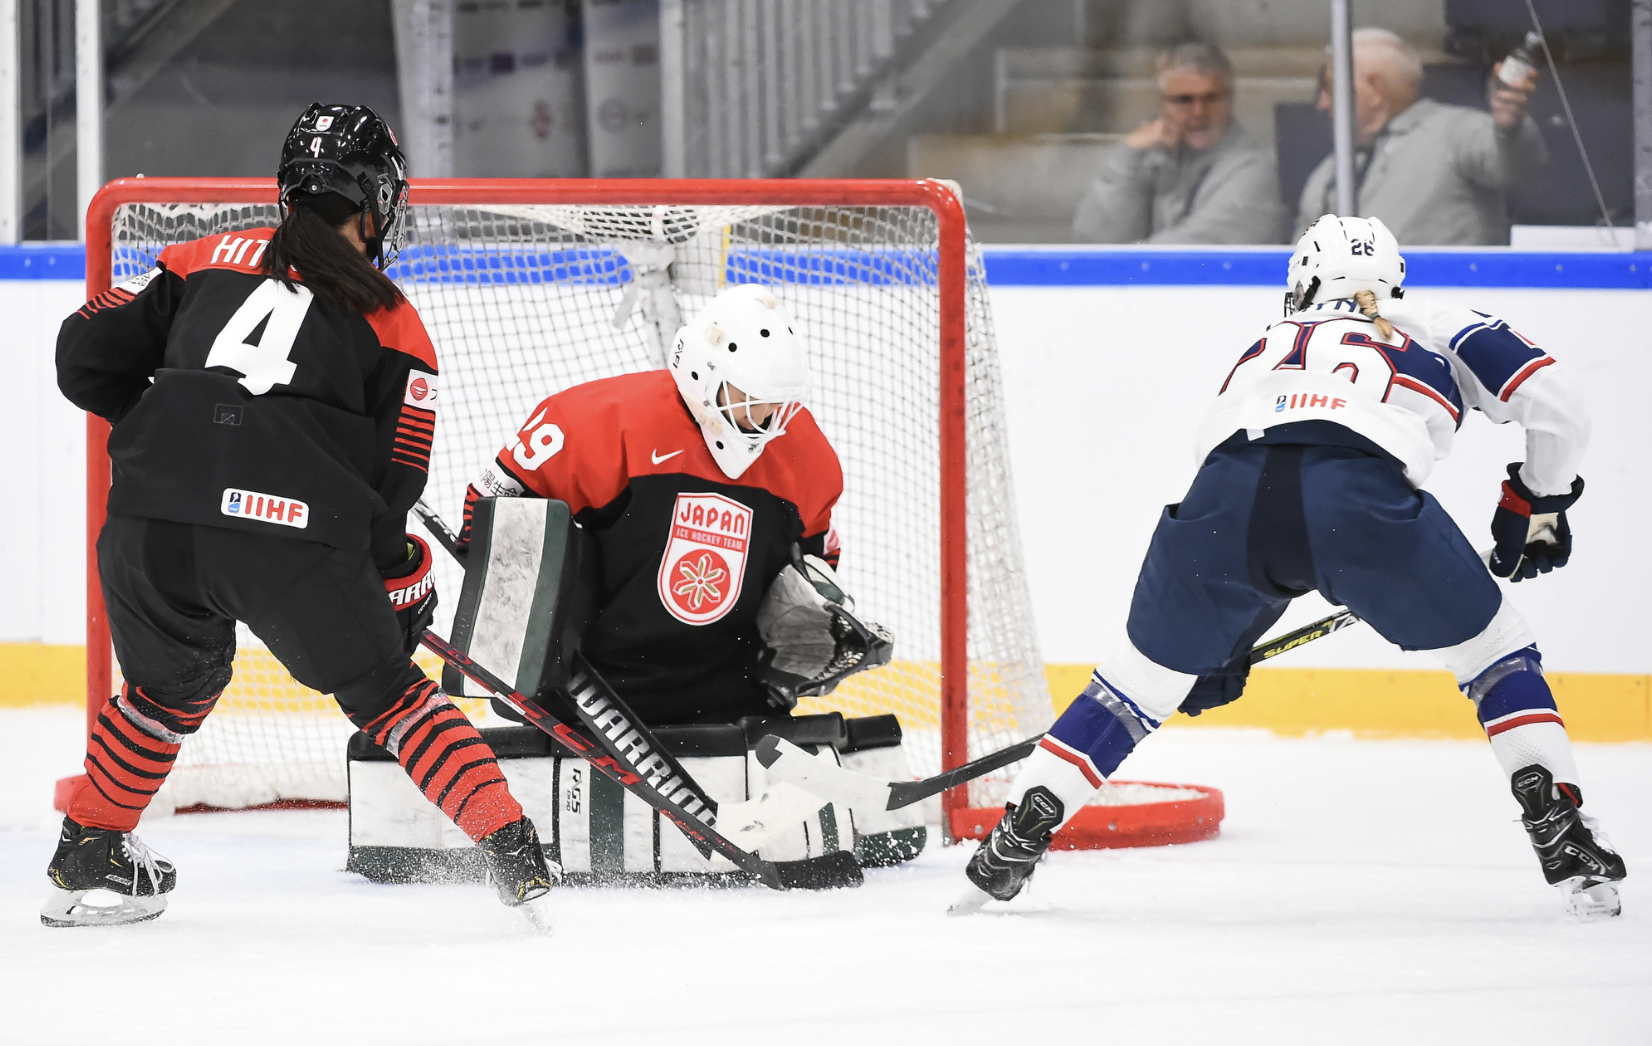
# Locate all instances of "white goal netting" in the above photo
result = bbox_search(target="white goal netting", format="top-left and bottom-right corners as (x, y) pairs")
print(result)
(102, 194), (1051, 814)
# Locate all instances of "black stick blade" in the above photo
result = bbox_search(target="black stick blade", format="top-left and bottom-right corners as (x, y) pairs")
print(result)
(773, 851), (863, 890)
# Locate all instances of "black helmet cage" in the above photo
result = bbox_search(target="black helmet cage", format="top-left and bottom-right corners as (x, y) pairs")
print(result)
(277, 103), (410, 268)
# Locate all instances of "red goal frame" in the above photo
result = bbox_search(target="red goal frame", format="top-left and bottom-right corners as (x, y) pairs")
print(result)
(79, 176), (977, 835)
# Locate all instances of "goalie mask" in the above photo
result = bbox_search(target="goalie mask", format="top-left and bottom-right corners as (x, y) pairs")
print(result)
(1286, 214), (1405, 315)
(670, 284), (809, 480)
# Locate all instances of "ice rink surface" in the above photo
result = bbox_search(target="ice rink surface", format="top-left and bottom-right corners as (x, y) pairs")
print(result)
(2, 707), (1647, 1046)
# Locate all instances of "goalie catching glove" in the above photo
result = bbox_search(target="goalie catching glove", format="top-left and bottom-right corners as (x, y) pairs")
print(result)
(384, 534), (439, 655)
(757, 547), (893, 711)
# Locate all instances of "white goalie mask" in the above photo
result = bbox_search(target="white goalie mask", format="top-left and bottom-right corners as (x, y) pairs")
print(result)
(669, 283), (809, 479)
(1286, 214), (1405, 315)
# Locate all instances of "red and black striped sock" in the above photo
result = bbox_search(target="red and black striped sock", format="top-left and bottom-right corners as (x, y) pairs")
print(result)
(69, 686), (197, 831)
(365, 679), (522, 842)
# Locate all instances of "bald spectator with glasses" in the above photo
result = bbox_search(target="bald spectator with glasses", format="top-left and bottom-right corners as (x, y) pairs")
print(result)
(1295, 28), (1547, 245)
(1073, 43), (1285, 244)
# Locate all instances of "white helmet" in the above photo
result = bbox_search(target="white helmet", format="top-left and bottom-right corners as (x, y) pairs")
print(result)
(1286, 214), (1406, 315)
(669, 283), (809, 479)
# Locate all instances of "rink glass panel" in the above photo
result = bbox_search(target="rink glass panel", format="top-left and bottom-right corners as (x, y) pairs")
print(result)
(100, 192), (1050, 812)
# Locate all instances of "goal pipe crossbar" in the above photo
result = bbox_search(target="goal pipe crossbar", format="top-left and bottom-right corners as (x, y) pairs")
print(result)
(79, 176), (980, 835)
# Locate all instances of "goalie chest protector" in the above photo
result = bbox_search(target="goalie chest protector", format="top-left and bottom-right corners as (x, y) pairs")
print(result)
(443, 496), (598, 705)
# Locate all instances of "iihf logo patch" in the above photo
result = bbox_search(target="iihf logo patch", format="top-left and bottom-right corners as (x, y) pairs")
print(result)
(657, 493), (752, 625)
(220, 487), (309, 529)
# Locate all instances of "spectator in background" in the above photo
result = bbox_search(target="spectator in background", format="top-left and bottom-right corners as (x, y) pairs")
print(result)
(1073, 43), (1285, 244)
(1295, 28), (1546, 245)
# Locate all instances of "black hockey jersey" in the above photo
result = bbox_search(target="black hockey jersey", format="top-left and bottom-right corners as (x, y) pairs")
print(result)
(57, 228), (437, 569)
(458, 370), (844, 723)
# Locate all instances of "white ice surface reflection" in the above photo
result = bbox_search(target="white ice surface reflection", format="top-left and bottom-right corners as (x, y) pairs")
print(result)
(2, 707), (1648, 1045)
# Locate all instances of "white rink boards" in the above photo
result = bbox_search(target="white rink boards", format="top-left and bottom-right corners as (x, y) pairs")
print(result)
(4, 274), (1647, 675)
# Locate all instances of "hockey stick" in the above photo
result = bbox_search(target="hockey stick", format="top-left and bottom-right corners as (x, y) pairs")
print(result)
(420, 628), (861, 890)
(413, 500), (727, 838)
(755, 606), (1369, 813)
(413, 498), (466, 568)
(1247, 608), (1361, 664)
(779, 546), (1511, 811)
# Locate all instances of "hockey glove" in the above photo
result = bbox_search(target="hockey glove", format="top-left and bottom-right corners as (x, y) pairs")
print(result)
(1489, 463), (1583, 583)
(1178, 652), (1250, 718)
(384, 534), (439, 655)
(757, 548), (893, 711)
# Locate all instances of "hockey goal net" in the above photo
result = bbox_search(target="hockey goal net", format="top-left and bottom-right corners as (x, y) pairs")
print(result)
(82, 178), (1050, 832)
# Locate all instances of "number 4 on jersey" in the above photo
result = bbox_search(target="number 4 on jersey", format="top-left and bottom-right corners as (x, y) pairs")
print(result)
(205, 279), (315, 395)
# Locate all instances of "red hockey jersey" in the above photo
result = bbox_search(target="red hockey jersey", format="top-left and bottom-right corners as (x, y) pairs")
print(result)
(459, 369), (843, 723)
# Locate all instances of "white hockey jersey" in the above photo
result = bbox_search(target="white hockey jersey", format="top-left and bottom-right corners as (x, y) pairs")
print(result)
(1194, 295), (1589, 494)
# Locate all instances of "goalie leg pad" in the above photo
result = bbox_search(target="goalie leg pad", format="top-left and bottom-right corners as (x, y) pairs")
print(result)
(347, 724), (858, 884)
(837, 721), (926, 866)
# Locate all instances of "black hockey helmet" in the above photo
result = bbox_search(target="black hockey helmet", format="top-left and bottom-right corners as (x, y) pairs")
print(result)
(277, 103), (410, 267)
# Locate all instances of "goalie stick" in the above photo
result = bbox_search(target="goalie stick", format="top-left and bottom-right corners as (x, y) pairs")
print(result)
(419, 628), (861, 891)
(754, 606), (1367, 813)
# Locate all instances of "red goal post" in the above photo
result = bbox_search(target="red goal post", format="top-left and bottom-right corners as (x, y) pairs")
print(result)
(79, 176), (1019, 838)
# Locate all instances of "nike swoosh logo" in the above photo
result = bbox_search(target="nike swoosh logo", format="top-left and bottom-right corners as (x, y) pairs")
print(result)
(651, 449), (684, 465)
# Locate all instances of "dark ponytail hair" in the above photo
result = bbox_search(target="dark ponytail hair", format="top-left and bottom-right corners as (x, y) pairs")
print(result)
(261, 192), (404, 315)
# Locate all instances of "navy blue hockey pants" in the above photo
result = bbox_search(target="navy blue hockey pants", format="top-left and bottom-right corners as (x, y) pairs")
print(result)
(1128, 438), (1503, 676)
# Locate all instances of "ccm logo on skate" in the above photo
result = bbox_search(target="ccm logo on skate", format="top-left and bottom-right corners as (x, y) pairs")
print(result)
(220, 488), (308, 528)
(1275, 393), (1348, 412)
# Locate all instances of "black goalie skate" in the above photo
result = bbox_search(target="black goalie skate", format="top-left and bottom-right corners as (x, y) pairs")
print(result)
(951, 786), (1064, 914)
(41, 817), (177, 928)
(480, 817), (560, 930)
(1511, 764), (1626, 920)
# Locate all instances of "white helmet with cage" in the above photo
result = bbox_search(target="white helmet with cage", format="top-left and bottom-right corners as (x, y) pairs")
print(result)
(1286, 214), (1406, 315)
(669, 283), (809, 479)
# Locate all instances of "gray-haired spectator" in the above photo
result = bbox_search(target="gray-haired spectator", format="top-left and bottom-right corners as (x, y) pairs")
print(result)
(1072, 43), (1285, 244)
(1296, 28), (1547, 245)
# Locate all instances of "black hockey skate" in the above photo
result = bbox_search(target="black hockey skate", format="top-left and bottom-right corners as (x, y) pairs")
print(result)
(1511, 764), (1626, 920)
(480, 817), (559, 929)
(41, 817), (176, 928)
(951, 786), (1064, 914)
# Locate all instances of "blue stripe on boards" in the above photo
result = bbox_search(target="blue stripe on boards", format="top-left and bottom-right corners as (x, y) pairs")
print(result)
(981, 248), (1652, 288)
(0, 244), (86, 280)
(4, 244), (1650, 289)
(983, 250), (1289, 286)
(386, 244), (635, 286)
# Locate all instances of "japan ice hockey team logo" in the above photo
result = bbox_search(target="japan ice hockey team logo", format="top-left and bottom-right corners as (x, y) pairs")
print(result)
(657, 493), (752, 625)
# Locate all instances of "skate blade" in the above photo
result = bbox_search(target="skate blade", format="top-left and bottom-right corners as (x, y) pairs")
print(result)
(1563, 879), (1622, 921)
(947, 885), (993, 917)
(40, 888), (167, 928)
(513, 894), (554, 935)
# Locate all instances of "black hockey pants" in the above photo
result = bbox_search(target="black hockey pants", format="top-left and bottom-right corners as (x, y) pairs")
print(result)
(97, 514), (428, 734)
